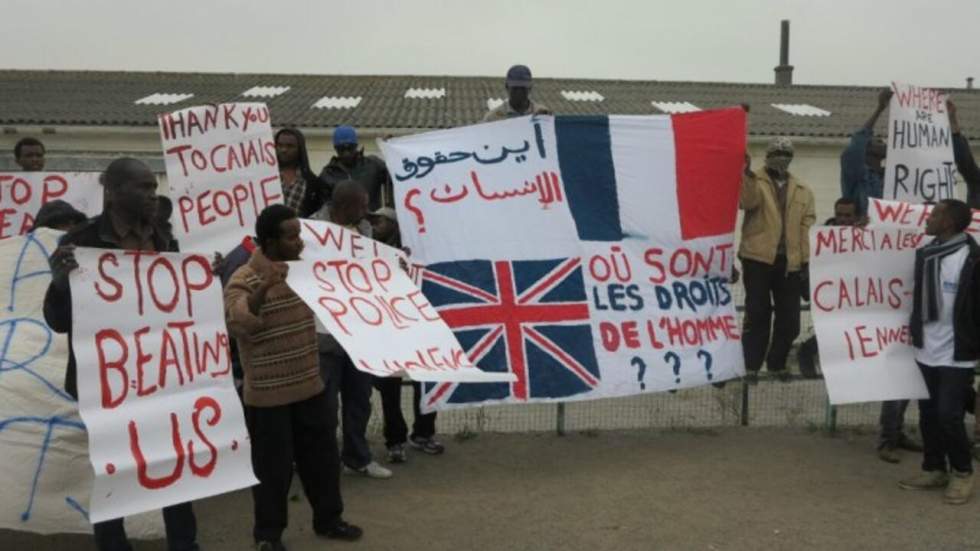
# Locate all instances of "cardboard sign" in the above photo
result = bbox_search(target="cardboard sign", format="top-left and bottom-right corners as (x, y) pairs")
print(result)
(160, 103), (283, 254)
(379, 110), (747, 410)
(0, 230), (161, 536)
(808, 225), (930, 404)
(0, 172), (103, 239)
(70, 248), (256, 522)
(286, 251), (514, 384)
(884, 82), (957, 203)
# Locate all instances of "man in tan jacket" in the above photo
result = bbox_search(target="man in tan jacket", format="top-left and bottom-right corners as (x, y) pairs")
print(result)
(739, 137), (816, 383)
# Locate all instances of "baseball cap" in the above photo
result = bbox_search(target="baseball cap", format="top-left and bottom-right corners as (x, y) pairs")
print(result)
(333, 125), (358, 147)
(505, 65), (533, 87)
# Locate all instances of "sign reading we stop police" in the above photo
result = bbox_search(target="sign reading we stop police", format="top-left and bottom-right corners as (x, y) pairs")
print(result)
(70, 248), (256, 522)
(160, 102), (283, 254)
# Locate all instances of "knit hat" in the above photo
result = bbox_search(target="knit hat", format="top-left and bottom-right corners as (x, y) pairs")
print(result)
(766, 136), (794, 155)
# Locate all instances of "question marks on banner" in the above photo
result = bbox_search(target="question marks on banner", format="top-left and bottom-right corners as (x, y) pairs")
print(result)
(697, 349), (713, 380)
(631, 356), (647, 390)
(664, 351), (681, 384)
(404, 189), (425, 234)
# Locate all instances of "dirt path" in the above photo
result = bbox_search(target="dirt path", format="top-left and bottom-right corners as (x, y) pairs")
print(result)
(4, 428), (978, 550)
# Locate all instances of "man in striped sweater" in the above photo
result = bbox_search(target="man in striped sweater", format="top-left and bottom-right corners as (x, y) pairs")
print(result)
(225, 204), (362, 551)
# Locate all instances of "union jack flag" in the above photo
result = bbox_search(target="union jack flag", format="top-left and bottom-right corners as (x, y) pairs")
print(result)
(421, 257), (600, 408)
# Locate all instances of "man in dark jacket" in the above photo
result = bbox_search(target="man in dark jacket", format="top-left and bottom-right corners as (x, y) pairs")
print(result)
(276, 128), (329, 217)
(899, 199), (979, 505)
(840, 89), (890, 216)
(319, 126), (393, 211)
(42, 158), (199, 551)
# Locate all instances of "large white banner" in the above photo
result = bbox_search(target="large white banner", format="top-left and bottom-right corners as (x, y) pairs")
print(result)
(884, 82), (957, 203)
(379, 110), (747, 410)
(0, 172), (103, 239)
(160, 103), (283, 255)
(0, 230), (160, 536)
(70, 248), (256, 522)
(809, 225), (930, 404)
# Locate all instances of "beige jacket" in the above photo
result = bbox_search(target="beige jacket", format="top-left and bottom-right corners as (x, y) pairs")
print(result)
(738, 169), (816, 272)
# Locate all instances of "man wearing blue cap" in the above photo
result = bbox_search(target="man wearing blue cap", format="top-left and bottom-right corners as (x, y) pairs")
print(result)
(319, 125), (393, 211)
(483, 64), (551, 122)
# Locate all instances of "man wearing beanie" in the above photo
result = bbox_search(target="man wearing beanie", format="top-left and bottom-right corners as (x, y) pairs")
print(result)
(738, 137), (816, 384)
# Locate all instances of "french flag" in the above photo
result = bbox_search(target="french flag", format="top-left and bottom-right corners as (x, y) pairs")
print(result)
(556, 109), (746, 245)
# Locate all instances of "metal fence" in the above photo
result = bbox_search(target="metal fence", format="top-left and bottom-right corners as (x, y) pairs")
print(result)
(364, 300), (915, 438)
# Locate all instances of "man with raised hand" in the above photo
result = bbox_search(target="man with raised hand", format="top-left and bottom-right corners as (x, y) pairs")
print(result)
(840, 88), (890, 216)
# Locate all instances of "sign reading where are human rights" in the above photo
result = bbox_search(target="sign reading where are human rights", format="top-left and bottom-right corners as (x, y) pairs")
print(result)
(379, 110), (747, 412)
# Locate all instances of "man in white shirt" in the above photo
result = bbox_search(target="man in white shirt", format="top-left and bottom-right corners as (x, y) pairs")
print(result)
(900, 199), (979, 505)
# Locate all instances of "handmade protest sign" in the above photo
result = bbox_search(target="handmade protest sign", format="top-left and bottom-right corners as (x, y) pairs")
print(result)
(808, 225), (930, 404)
(0, 172), (103, 239)
(300, 219), (425, 286)
(379, 110), (746, 411)
(70, 248), (256, 522)
(287, 223), (513, 383)
(0, 230), (161, 536)
(884, 82), (957, 203)
(869, 197), (980, 234)
(160, 103), (282, 255)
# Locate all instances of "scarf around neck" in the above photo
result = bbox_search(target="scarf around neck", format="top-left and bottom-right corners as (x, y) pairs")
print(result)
(918, 233), (969, 322)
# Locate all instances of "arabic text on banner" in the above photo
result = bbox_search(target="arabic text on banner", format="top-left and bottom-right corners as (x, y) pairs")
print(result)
(378, 111), (747, 411)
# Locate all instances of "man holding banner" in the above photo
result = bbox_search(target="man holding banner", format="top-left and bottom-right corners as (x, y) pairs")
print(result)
(899, 199), (978, 505)
(225, 204), (363, 548)
(948, 100), (980, 209)
(43, 158), (200, 551)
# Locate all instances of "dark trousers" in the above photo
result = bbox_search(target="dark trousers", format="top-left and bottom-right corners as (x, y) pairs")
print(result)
(247, 390), (343, 543)
(93, 502), (197, 551)
(374, 377), (437, 446)
(918, 363), (976, 474)
(323, 352), (375, 469)
(741, 256), (802, 373)
(878, 400), (911, 448)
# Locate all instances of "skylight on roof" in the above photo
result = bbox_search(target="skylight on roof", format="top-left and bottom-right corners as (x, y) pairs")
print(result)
(312, 96), (362, 109)
(242, 86), (290, 98)
(487, 98), (505, 110)
(561, 90), (604, 102)
(405, 88), (446, 99)
(134, 93), (194, 106)
(771, 103), (832, 117)
(651, 101), (701, 114)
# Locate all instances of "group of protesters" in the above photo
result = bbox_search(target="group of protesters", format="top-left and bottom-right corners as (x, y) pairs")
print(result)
(738, 86), (980, 507)
(7, 63), (980, 550)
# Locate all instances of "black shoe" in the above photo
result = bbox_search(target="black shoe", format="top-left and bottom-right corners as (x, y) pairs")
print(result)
(256, 541), (287, 551)
(319, 520), (364, 541)
(897, 435), (924, 452)
(773, 370), (791, 383)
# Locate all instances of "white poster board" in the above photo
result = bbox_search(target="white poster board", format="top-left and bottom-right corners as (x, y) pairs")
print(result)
(0, 172), (103, 239)
(160, 103), (282, 255)
(809, 225), (930, 404)
(884, 82), (957, 203)
(70, 248), (256, 522)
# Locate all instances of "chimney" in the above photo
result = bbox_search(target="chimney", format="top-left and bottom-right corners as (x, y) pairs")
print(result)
(774, 20), (794, 86)
(968, 77), (975, 90)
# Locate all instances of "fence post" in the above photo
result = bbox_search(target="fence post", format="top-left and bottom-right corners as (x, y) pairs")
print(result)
(556, 402), (566, 436)
(740, 380), (750, 426)
(824, 396), (837, 433)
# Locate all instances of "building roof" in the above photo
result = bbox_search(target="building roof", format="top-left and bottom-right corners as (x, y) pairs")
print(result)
(2, 70), (980, 139)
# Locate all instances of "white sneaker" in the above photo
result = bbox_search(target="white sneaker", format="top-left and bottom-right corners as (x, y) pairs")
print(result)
(344, 461), (393, 479)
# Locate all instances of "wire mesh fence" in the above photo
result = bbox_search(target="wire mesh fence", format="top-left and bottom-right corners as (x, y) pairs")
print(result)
(363, 299), (925, 437)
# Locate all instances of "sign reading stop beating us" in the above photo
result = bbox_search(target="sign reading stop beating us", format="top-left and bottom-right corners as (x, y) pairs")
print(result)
(159, 103), (283, 255)
(70, 248), (256, 522)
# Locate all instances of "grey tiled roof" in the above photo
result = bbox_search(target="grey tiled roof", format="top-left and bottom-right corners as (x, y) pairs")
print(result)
(2, 70), (980, 139)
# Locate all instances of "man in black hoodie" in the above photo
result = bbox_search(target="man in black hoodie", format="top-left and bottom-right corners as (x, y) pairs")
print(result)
(899, 199), (979, 505)
(319, 126), (392, 211)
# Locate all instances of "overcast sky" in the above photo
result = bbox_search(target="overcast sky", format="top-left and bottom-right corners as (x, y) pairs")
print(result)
(2, 0), (976, 88)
